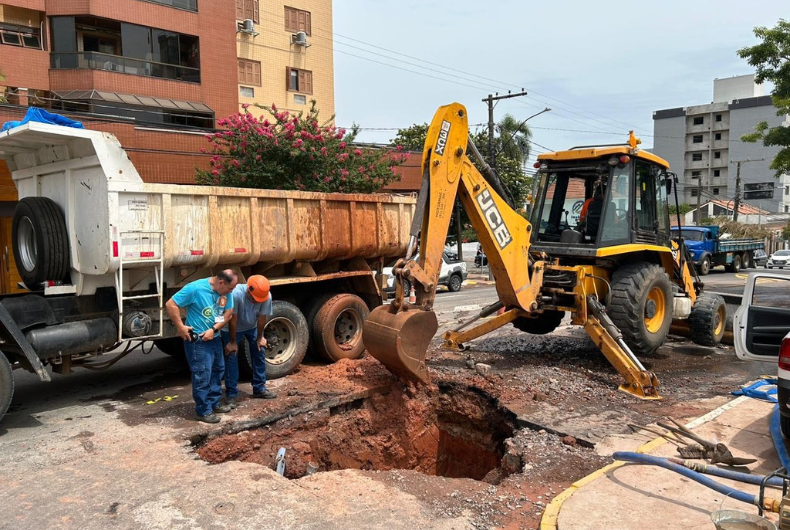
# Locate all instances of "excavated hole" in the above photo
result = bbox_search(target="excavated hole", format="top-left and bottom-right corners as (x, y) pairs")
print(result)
(197, 383), (517, 482)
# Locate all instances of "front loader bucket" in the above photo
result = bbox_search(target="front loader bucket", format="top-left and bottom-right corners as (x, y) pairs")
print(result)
(363, 305), (438, 384)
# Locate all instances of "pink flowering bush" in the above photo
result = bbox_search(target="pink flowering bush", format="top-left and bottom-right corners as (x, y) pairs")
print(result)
(196, 101), (407, 193)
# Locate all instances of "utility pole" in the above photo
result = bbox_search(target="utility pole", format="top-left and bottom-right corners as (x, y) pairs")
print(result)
(483, 90), (529, 169)
(696, 173), (702, 226)
(731, 158), (764, 222)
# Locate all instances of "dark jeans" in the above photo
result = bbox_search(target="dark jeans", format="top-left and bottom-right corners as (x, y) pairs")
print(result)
(183, 336), (224, 416)
(221, 328), (268, 396)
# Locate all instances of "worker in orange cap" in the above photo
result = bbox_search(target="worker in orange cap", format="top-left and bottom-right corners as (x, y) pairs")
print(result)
(221, 275), (277, 406)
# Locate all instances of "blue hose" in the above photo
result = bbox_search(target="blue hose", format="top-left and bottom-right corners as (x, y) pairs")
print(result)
(669, 459), (783, 487)
(613, 452), (757, 506)
(770, 405), (790, 471)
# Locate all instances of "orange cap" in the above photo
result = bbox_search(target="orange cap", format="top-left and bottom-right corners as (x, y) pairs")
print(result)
(247, 275), (270, 303)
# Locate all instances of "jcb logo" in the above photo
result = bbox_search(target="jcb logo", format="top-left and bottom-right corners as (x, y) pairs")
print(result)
(434, 120), (451, 156)
(476, 189), (512, 249)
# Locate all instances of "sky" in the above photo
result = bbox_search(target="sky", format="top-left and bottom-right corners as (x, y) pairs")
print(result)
(331, 0), (787, 164)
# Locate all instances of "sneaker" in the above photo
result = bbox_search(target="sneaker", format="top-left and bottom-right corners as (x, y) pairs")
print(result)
(225, 398), (238, 409)
(251, 389), (278, 399)
(213, 404), (233, 414)
(196, 413), (220, 424)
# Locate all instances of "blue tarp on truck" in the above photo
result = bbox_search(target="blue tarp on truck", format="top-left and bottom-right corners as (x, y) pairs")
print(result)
(671, 225), (764, 275)
(1, 108), (84, 133)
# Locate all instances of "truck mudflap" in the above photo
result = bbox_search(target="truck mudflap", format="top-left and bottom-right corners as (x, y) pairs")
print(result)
(0, 303), (50, 382)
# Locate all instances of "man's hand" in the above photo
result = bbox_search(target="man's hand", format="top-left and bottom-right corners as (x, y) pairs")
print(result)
(201, 328), (216, 341)
(257, 336), (268, 350)
(225, 341), (238, 355)
(177, 324), (193, 341)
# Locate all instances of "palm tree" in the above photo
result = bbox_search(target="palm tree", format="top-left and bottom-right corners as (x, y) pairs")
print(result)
(496, 113), (532, 166)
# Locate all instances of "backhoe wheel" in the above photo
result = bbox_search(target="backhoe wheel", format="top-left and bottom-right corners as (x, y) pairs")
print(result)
(0, 352), (14, 423)
(513, 310), (565, 335)
(310, 294), (369, 362)
(687, 293), (727, 347)
(698, 256), (711, 276)
(608, 262), (672, 355)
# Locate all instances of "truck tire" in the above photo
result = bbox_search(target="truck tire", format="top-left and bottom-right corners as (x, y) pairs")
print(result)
(698, 255), (711, 276)
(726, 254), (742, 273)
(608, 262), (672, 355)
(687, 293), (727, 347)
(263, 301), (308, 379)
(782, 415), (790, 440)
(12, 197), (70, 289)
(448, 273), (463, 292)
(154, 337), (185, 357)
(0, 353), (13, 422)
(513, 310), (565, 335)
(742, 252), (752, 269)
(310, 294), (369, 362)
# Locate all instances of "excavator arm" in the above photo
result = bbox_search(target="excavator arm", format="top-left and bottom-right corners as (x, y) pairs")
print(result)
(363, 103), (660, 399)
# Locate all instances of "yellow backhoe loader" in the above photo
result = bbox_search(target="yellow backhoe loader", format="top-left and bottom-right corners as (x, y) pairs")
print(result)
(363, 103), (727, 400)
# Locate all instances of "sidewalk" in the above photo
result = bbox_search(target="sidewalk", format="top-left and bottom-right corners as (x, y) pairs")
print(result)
(542, 396), (782, 529)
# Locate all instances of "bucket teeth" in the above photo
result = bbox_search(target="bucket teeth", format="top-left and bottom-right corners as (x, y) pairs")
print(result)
(363, 305), (438, 385)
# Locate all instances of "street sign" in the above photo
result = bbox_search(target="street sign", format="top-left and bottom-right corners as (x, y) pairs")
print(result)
(744, 182), (776, 191)
(743, 190), (774, 200)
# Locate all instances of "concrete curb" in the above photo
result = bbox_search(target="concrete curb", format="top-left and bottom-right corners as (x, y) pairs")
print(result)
(538, 395), (751, 530)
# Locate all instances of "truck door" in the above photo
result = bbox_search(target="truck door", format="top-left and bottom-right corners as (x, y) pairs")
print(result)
(733, 272), (790, 361)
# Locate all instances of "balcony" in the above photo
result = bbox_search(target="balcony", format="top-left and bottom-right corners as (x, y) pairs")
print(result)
(51, 51), (200, 83)
(139, 0), (198, 11)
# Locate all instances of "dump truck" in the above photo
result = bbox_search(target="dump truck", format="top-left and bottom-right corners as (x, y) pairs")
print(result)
(364, 103), (726, 399)
(0, 121), (415, 422)
(670, 225), (764, 275)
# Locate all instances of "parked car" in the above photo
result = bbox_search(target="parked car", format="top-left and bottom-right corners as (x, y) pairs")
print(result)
(753, 249), (769, 268)
(382, 252), (468, 296)
(474, 245), (488, 267)
(733, 272), (790, 437)
(767, 249), (790, 269)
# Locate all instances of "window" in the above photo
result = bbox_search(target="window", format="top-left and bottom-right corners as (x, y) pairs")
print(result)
(714, 151), (721, 159)
(715, 114), (722, 122)
(714, 170), (721, 177)
(0, 22), (43, 49)
(692, 135), (703, 144)
(286, 67), (313, 94)
(752, 277), (790, 309)
(692, 153), (703, 162)
(713, 187), (720, 194)
(715, 133), (722, 141)
(693, 116), (704, 125)
(141, 0), (198, 11)
(239, 86), (254, 98)
(237, 59), (261, 86)
(691, 171), (701, 179)
(786, 186), (789, 196)
(284, 6), (311, 35)
(294, 94), (307, 105)
(236, 0), (259, 22)
(691, 189), (699, 197)
(786, 205), (789, 213)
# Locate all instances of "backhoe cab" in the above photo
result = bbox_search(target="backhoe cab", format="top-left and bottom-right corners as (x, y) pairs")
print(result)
(363, 103), (727, 400)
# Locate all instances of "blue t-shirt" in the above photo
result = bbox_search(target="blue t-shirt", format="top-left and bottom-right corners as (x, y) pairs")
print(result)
(171, 278), (234, 334)
(223, 284), (272, 332)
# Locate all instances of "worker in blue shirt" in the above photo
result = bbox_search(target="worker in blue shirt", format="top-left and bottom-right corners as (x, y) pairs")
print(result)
(165, 269), (238, 423)
(222, 275), (277, 406)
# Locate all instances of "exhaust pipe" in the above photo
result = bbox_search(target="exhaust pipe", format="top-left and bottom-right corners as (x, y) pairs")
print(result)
(26, 318), (118, 360)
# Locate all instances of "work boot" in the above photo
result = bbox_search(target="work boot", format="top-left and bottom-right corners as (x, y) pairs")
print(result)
(224, 398), (238, 409)
(213, 404), (233, 414)
(251, 389), (278, 399)
(196, 413), (220, 424)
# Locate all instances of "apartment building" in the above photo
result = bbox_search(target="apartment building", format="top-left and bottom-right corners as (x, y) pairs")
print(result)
(653, 75), (790, 214)
(236, 0), (334, 119)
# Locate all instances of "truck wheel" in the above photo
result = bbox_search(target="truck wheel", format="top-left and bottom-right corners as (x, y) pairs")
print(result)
(726, 254), (742, 273)
(742, 252), (752, 269)
(12, 197), (70, 289)
(263, 301), (308, 379)
(698, 256), (711, 276)
(448, 273), (463, 292)
(310, 294), (369, 361)
(0, 353), (14, 422)
(609, 262), (672, 355)
(687, 293), (726, 347)
(513, 310), (565, 335)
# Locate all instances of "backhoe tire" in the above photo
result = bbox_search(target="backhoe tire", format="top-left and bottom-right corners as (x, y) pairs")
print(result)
(12, 197), (70, 289)
(513, 310), (565, 335)
(0, 353), (13, 423)
(263, 301), (308, 379)
(608, 262), (672, 356)
(687, 292), (727, 347)
(310, 294), (369, 362)
(698, 256), (711, 276)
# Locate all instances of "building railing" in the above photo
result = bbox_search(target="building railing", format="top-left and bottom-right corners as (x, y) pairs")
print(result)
(50, 51), (200, 83)
(139, 0), (197, 12)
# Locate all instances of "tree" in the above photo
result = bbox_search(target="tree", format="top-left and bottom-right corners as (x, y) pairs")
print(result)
(496, 113), (532, 167)
(783, 219), (790, 241)
(196, 101), (406, 193)
(737, 19), (790, 177)
(390, 123), (429, 152)
(668, 203), (694, 215)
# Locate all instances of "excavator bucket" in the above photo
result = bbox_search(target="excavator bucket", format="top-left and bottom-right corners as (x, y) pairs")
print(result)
(363, 305), (438, 384)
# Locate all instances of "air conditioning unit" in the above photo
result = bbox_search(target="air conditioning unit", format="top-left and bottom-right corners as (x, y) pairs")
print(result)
(292, 31), (310, 47)
(237, 19), (258, 36)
